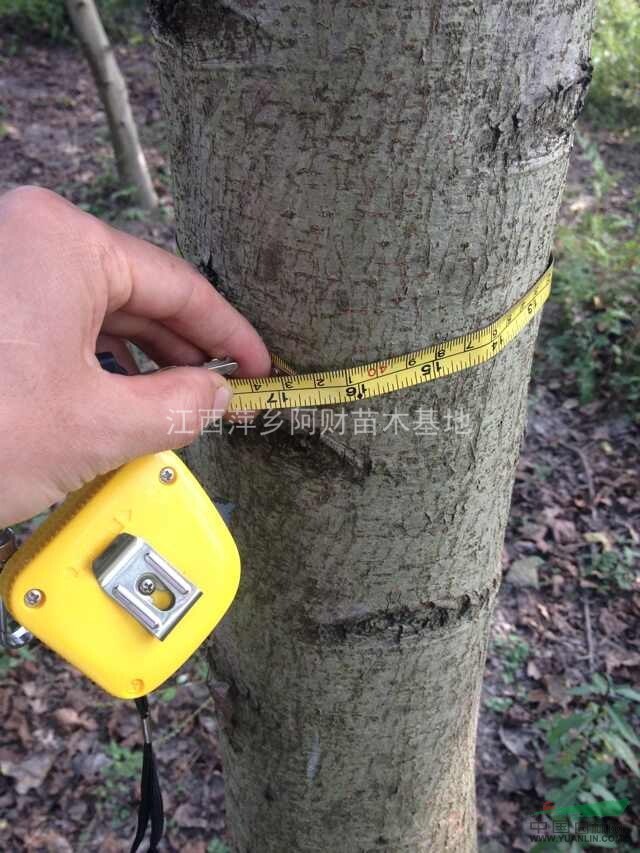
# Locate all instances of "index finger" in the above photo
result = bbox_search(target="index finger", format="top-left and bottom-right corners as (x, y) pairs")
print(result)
(106, 223), (271, 377)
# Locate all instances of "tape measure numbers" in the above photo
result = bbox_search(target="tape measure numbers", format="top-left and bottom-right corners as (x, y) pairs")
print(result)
(226, 262), (553, 412)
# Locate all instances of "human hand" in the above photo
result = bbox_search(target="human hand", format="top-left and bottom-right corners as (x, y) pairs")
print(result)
(0, 186), (270, 526)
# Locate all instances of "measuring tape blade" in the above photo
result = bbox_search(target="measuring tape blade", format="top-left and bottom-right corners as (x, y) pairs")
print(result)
(226, 262), (552, 412)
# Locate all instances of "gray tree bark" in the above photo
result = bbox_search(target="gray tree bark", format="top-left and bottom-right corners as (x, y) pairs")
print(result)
(151, 2), (594, 851)
(66, 0), (158, 210)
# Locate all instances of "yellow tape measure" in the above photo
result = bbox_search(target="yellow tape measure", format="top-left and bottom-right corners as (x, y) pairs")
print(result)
(226, 262), (553, 412)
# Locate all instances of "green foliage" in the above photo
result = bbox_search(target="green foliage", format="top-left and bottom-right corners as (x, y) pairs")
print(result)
(493, 633), (530, 685)
(70, 168), (143, 221)
(0, 0), (69, 42)
(545, 140), (640, 407)
(0, 0), (146, 46)
(484, 695), (513, 714)
(66, 163), (171, 224)
(549, 2), (640, 411)
(207, 841), (230, 853)
(0, 645), (36, 677)
(585, 0), (640, 129)
(536, 676), (640, 848)
(99, 741), (141, 799)
(583, 544), (639, 592)
(550, 216), (639, 405)
(159, 685), (178, 702)
(97, 741), (142, 827)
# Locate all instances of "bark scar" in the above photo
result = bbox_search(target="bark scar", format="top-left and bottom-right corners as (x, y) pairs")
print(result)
(485, 57), (594, 155)
(309, 580), (499, 644)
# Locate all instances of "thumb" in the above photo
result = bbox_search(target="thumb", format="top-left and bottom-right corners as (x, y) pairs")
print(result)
(93, 366), (234, 463)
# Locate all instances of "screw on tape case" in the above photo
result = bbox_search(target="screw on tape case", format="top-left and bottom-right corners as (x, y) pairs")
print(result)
(0, 452), (240, 699)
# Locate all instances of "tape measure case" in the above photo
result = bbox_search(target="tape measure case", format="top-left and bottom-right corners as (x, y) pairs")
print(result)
(0, 451), (240, 698)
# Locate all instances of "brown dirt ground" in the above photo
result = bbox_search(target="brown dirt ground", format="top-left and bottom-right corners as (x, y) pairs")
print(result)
(0, 36), (638, 853)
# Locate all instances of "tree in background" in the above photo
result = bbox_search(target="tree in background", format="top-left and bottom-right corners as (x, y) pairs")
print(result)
(65, 0), (157, 209)
(152, 1), (594, 850)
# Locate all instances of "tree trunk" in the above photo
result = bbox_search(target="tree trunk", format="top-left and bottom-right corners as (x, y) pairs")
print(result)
(151, 2), (593, 850)
(65, 0), (158, 210)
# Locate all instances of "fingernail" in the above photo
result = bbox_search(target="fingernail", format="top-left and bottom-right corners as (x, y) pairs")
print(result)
(213, 383), (234, 415)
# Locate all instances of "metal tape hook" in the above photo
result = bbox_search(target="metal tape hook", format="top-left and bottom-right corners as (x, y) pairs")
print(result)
(0, 528), (34, 649)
